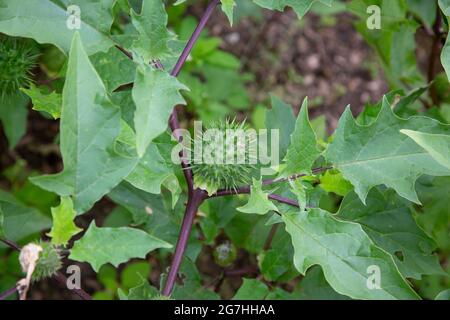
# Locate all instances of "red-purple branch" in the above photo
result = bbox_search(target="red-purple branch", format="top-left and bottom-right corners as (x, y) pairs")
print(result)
(167, 0), (221, 191)
(211, 167), (331, 200)
(212, 186), (300, 207)
(0, 286), (17, 300)
(269, 194), (299, 207)
(161, 0), (220, 296)
(162, 190), (207, 296)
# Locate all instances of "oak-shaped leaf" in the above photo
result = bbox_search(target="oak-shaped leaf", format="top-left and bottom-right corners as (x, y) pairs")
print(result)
(282, 208), (420, 299)
(253, 0), (333, 19)
(47, 197), (82, 246)
(237, 179), (278, 215)
(282, 97), (320, 177)
(132, 64), (187, 157)
(0, 0), (114, 55)
(325, 97), (450, 204)
(401, 130), (450, 170)
(130, 0), (175, 62)
(337, 188), (445, 279)
(69, 222), (172, 272)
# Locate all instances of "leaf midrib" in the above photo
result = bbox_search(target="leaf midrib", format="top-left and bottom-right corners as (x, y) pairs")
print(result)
(337, 150), (429, 167)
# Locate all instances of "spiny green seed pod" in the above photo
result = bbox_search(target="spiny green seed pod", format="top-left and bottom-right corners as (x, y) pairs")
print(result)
(19, 241), (62, 282)
(0, 37), (38, 99)
(213, 241), (237, 267)
(32, 241), (62, 282)
(191, 119), (256, 195)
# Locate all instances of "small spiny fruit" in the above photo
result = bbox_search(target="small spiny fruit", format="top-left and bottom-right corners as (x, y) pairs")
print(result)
(0, 36), (38, 99)
(30, 241), (62, 282)
(213, 241), (237, 267)
(191, 119), (256, 195)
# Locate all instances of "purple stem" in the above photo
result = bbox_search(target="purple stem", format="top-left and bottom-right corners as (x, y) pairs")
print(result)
(268, 194), (299, 208)
(168, 0), (220, 190)
(54, 272), (92, 300)
(169, 0), (220, 78)
(114, 44), (133, 59)
(0, 286), (17, 300)
(213, 187), (300, 208)
(1, 238), (20, 251)
(161, 0), (221, 296)
(211, 167), (332, 200)
(162, 190), (206, 296)
(114, 0), (220, 190)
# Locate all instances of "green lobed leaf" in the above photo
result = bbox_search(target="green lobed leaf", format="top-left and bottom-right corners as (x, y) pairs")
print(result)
(440, 0), (450, 81)
(265, 95), (296, 161)
(400, 130), (450, 170)
(295, 266), (349, 300)
(289, 179), (307, 212)
(282, 98), (320, 177)
(0, 190), (51, 242)
(171, 257), (220, 300)
(0, 92), (29, 148)
(435, 289), (450, 300)
(225, 213), (272, 254)
(319, 170), (353, 197)
(349, 0), (422, 87)
(407, 0), (436, 28)
(121, 261), (151, 290)
(69, 222), (172, 272)
(21, 84), (62, 119)
(233, 278), (270, 300)
(0, 0), (114, 55)
(237, 178), (278, 215)
(265, 287), (295, 300)
(253, 0), (333, 19)
(199, 197), (240, 244)
(47, 197), (82, 246)
(102, 206), (133, 228)
(90, 46), (136, 93)
(221, 0), (236, 25)
(232, 278), (293, 300)
(59, 0), (116, 34)
(325, 98), (450, 204)
(118, 278), (159, 300)
(282, 208), (420, 299)
(125, 143), (181, 206)
(439, 0), (450, 16)
(30, 33), (137, 213)
(96, 264), (118, 296)
(258, 229), (297, 282)
(130, 0), (174, 62)
(176, 0), (323, 23)
(415, 176), (450, 251)
(132, 64), (187, 157)
(337, 188), (445, 279)
(108, 182), (180, 243)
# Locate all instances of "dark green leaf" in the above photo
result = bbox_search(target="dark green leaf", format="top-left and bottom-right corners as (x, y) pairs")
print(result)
(69, 222), (172, 272)
(337, 188), (445, 279)
(325, 98), (450, 204)
(30, 33), (137, 213)
(283, 208), (420, 299)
